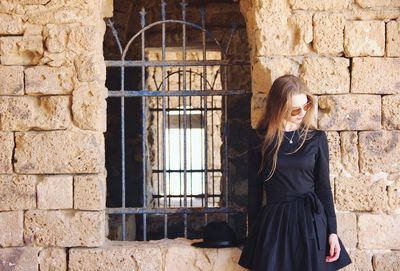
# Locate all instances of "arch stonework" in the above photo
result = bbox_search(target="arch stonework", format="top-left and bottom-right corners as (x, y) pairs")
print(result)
(0, 0), (399, 270)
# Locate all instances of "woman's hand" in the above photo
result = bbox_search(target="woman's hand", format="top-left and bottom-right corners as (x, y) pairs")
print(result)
(326, 233), (340, 262)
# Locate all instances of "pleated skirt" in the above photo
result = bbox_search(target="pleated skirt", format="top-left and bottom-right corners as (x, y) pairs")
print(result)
(238, 198), (352, 271)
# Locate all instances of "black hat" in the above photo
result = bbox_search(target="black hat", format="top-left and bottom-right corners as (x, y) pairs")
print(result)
(191, 221), (240, 248)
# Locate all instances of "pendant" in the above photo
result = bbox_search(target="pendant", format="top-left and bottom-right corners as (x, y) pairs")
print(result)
(289, 140), (293, 144)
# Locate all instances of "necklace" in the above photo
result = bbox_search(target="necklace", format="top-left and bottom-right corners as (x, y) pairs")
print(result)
(283, 130), (296, 144)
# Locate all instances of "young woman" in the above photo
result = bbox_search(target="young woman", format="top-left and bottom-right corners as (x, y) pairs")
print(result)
(238, 75), (352, 271)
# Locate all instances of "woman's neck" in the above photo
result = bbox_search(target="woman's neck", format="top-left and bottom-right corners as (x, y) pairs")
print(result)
(283, 122), (300, 132)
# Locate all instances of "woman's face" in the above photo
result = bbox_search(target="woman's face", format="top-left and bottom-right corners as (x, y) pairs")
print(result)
(285, 93), (309, 124)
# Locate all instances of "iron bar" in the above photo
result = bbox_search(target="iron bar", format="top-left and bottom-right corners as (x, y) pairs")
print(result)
(107, 207), (245, 215)
(105, 60), (250, 67)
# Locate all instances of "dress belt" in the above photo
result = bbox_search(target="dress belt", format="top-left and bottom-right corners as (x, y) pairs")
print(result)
(266, 191), (326, 250)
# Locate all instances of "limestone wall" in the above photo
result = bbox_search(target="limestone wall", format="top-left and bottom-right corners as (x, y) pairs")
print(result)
(1, 0), (399, 270)
(241, 0), (400, 270)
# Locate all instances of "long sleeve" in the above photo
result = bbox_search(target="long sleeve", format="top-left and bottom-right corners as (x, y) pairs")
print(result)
(247, 129), (264, 229)
(314, 130), (337, 234)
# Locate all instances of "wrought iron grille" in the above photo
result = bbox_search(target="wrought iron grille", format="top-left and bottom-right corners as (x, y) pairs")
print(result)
(105, 0), (250, 241)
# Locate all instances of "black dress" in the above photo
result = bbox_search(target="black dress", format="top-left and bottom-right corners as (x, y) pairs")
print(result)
(238, 128), (352, 271)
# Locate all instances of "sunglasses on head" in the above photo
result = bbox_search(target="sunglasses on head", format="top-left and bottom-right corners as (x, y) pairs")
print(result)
(289, 101), (312, 116)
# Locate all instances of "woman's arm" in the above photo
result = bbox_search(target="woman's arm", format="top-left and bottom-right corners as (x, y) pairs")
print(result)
(314, 130), (337, 234)
(247, 129), (264, 229)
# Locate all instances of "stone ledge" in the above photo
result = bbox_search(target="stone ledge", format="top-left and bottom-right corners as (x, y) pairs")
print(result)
(69, 238), (245, 271)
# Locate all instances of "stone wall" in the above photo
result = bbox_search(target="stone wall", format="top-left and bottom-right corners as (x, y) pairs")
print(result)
(1, 0), (399, 270)
(240, 0), (400, 270)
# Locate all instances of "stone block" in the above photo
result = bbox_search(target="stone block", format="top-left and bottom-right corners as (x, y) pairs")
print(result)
(382, 95), (400, 130)
(24, 210), (105, 247)
(44, 24), (68, 53)
(0, 96), (71, 131)
(11, 0), (49, 3)
(359, 131), (400, 174)
(386, 21), (400, 57)
(351, 57), (400, 94)
(373, 252), (400, 271)
(26, 6), (93, 25)
(37, 176), (73, 210)
(326, 131), (341, 179)
(14, 131), (104, 174)
(388, 179), (400, 212)
(0, 211), (23, 247)
(313, 12), (345, 55)
(72, 82), (107, 131)
(67, 24), (97, 52)
(74, 175), (106, 210)
(0, 35), (43, 65)
(300, 57), (350, 94)
(0, 65), (24, 95)
(355, 0), (400, 8)
(74, 54), (106, 82)
(250, 93), (267, 129)
(289, 0), (350, 10)
(0, 14), (23, 34)
(317, 94), (381, 130)
(340, 131), (359, 173)
(335, 174), (388, 212)
(342, 249), (373, 271)
(358, 214), (400, 249)
(344, 21), (385, 57)
(69, 241), (163, 271)
(38, 248), (67, 271)
(252, 57), (300, 94)
(0, 132), (13, 174)
(336, 213), (357, 248)
(0, 175), (36, 211)
(25, 66), (74, 95)
(0, 247), (40, 271)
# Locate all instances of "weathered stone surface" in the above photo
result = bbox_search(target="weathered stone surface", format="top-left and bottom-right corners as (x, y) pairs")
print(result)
(24, 210), (105, 247)
(74, 175), (106, 210)
(69, 239), (245, 271)
(335, 174), (388, 212)
(340, 131), (359, 173)
(344, 21), (385, 57)
(358, 214), (400, 249)
(0, 14), (23, 34)
(26, 6), (94, 25)
(252, 57), (300, 93)
(72, 82), (107, 131)
(289, 0), (350, 10)
(38, 248), (67, 271)
(313, 12), (345, 55)
(0, 175), (36, 211)
(351, 57), (400, 94)
(336, 212), (357, 248)
(0, 65), (24, 95)
(25, 66), (74, 95)
(317, 95), (381, 130)
(0, 211), (23, 247)
(359, 131), (400, 174)
(373, 252), (400, 271)
(0, 35), (43, 65)
(69, 241), (163, 271)
(74, 54), (106, 82)
(44, 24), (68, 53)
(250, 93), (267, 129)
(37, 176), (73, 210)
(0, 247), (40, 271)
(382, 95), (400, 130)
(355, 0), (400, 8)
(326, 131), (341, 179)
(14, 131), (104, 174)
(0, 132), (13, 174)
(0, 96), (71, 131)
(67, 24), (97, 52)
(386, 21), (400, 57)
(343, 249), (373, 271)
(300, 57), (350, 94)
(10, 0), (49, 4)
(388, 179), (400, 212)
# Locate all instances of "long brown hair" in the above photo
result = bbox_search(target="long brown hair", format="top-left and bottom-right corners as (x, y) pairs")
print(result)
(256, 74), (317, 181)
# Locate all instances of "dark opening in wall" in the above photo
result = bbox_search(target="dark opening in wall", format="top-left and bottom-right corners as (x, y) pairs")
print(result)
(103, 0), (251, 241)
